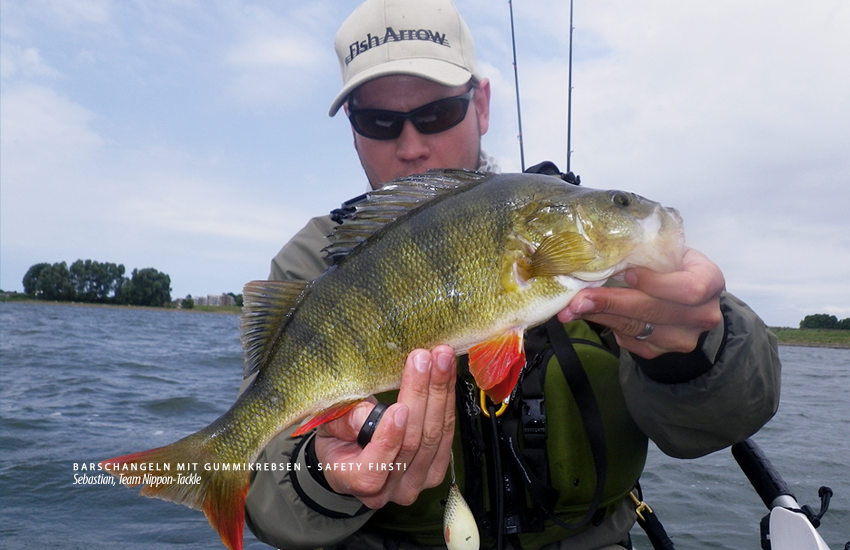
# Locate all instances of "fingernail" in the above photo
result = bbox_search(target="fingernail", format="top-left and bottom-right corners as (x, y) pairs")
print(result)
(414, 352), (430, 372)
(574, 298), (595, 314)
(435, 351), (454, 372)
(624, 270), (638, 287)
(394, 406), (408, 427)
(558, 308), (576, 323)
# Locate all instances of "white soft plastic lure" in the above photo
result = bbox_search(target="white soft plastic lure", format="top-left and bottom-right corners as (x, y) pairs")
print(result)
(444, 483), (479, 550)
(443, 454), (480, 550)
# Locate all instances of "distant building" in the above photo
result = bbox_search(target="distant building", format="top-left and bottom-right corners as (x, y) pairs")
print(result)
(192, 294), (235, 307)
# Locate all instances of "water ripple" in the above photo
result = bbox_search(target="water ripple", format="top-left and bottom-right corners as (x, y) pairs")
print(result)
(3, 302), (848, 549)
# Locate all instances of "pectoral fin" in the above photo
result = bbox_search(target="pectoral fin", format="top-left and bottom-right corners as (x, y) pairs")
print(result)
(529, 232), (596, 278)
(468, 328), (525, 403)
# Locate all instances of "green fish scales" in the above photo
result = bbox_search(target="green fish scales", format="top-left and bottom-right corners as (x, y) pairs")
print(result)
(101, 169), (685, 550)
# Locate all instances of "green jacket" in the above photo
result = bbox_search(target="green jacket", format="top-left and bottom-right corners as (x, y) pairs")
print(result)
(244, 213), (781, 550)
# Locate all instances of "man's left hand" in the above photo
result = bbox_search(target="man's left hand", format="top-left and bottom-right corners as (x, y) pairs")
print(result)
(558, 248), (724, 359)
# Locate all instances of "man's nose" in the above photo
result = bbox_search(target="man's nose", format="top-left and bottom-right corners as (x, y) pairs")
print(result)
(395, 120), (429, 161)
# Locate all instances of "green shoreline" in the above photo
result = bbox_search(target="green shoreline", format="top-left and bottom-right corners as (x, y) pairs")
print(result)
(0, 296), (241, 315)
(4, 297), (849, 349)
(768, 328), (850, 349)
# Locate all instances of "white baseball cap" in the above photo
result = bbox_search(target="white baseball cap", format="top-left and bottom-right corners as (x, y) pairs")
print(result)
(328, 0), (481, 116)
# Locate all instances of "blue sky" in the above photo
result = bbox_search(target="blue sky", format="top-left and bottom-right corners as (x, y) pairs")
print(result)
(2, 0), (848, 327)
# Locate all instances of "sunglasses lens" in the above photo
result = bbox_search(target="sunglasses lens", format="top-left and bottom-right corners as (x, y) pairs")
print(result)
(348, 90), (473, 140)
(350, 112), (403, 140)
(413, 98), (468, 134)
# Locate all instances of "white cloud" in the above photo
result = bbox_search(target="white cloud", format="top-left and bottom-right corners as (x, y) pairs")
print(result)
(0, 83), (103, 225)
(0, 43), (62, 79)
(39, 0), (111, 25)
(0, 79), (108, 291)
(225, 34), (319, 69)
(3, 0), (112, 30)
(472, 0), (850, 326)
(113, 171), (294, 246)
(221, 2), (336, 106)
(1, 0), (847, 323)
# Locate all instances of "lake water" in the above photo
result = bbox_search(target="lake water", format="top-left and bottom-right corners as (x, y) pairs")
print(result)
(1, 301), (847, 549)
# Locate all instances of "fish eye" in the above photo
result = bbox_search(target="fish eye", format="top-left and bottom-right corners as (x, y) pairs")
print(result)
(610, 191), (631, 208)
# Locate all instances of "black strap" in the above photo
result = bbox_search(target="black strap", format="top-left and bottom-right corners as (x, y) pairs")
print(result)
(499, 319), (609, 531)
(524, 160), (581, 185)
(502, 326), (560, 522)
(330, 192), (368, 224)
(455, 371), (489, 533)
(636, 507), (675, 550)
(543, 317), (608, 529)
(633, 483), (676, 550)
(456, 319), (610, 536)
(519, 326), (551, 476)
(517, 349), (556, 520)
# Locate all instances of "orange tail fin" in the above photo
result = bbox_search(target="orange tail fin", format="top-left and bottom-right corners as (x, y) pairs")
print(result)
(101, 438), (249, 550)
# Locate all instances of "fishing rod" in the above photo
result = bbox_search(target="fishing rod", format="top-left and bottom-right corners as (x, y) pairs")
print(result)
(508, 0), (578, 182)
(566, 0), (575, 173)
(507, 0), (525, 171)
(502, 5), (838, 549)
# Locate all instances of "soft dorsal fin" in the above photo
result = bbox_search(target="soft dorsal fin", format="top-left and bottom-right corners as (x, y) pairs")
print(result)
(240, 280), (311, 378)
(323, 169), (490, 262)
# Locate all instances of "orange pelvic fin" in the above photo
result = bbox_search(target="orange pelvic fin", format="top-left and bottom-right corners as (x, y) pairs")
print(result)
(291, 399), (363, 437)
(101, 437), (249, 550)
(468, 328), (526, 403)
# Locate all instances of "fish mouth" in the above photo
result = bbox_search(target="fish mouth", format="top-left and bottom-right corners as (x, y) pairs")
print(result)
(629, 206), (686, 273)
(658, 207), (686, 270)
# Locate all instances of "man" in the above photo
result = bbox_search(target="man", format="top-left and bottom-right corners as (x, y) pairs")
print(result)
(245, 1), (780, 549)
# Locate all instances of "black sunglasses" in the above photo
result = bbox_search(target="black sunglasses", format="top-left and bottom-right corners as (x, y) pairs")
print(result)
(348, 88), (475, 140)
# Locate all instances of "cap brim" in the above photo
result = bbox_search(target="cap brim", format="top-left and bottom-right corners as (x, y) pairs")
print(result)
(328, 59), (474, 116)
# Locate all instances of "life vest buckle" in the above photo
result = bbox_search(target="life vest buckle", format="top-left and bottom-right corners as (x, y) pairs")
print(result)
(629, 490), (653, 522)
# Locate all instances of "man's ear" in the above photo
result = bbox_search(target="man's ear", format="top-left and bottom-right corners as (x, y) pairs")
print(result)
(474, 77), (491, 136)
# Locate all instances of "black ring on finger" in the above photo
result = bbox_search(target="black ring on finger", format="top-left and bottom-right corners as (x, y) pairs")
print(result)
(357, 402), (389, 448)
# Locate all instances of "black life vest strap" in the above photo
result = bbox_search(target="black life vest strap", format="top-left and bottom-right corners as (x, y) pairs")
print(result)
(632, 482), (676, 550)
(501, 319), (610, 531)
(502, 325), (559, 519)
(455, 368), (490, 533)
(541, 316), (608, 529)
(456, 318), (610, 537)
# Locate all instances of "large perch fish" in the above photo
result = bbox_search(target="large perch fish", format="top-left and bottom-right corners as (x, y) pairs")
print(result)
(101, 170), (685, 550)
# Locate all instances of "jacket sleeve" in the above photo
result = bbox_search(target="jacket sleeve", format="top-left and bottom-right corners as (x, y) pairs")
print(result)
(269, 215), (338, 282)
(244, 429), (377, 550)
(619, 291), (781, 459)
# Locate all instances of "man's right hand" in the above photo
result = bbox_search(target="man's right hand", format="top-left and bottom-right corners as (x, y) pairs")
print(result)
(313, 345), (457, 509)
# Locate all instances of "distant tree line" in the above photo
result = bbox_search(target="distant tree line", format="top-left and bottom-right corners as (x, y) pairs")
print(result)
(800, 314), (850, 330)
(22, 260), (172, 307)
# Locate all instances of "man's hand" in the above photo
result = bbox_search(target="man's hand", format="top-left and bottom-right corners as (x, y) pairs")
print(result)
(559, 248), (725, 358)
(313, 345), (456, 509)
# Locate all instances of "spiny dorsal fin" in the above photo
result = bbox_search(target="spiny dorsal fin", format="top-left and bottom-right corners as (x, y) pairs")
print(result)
(240, 280), (311, 378)
(323, 169), (490, 262)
